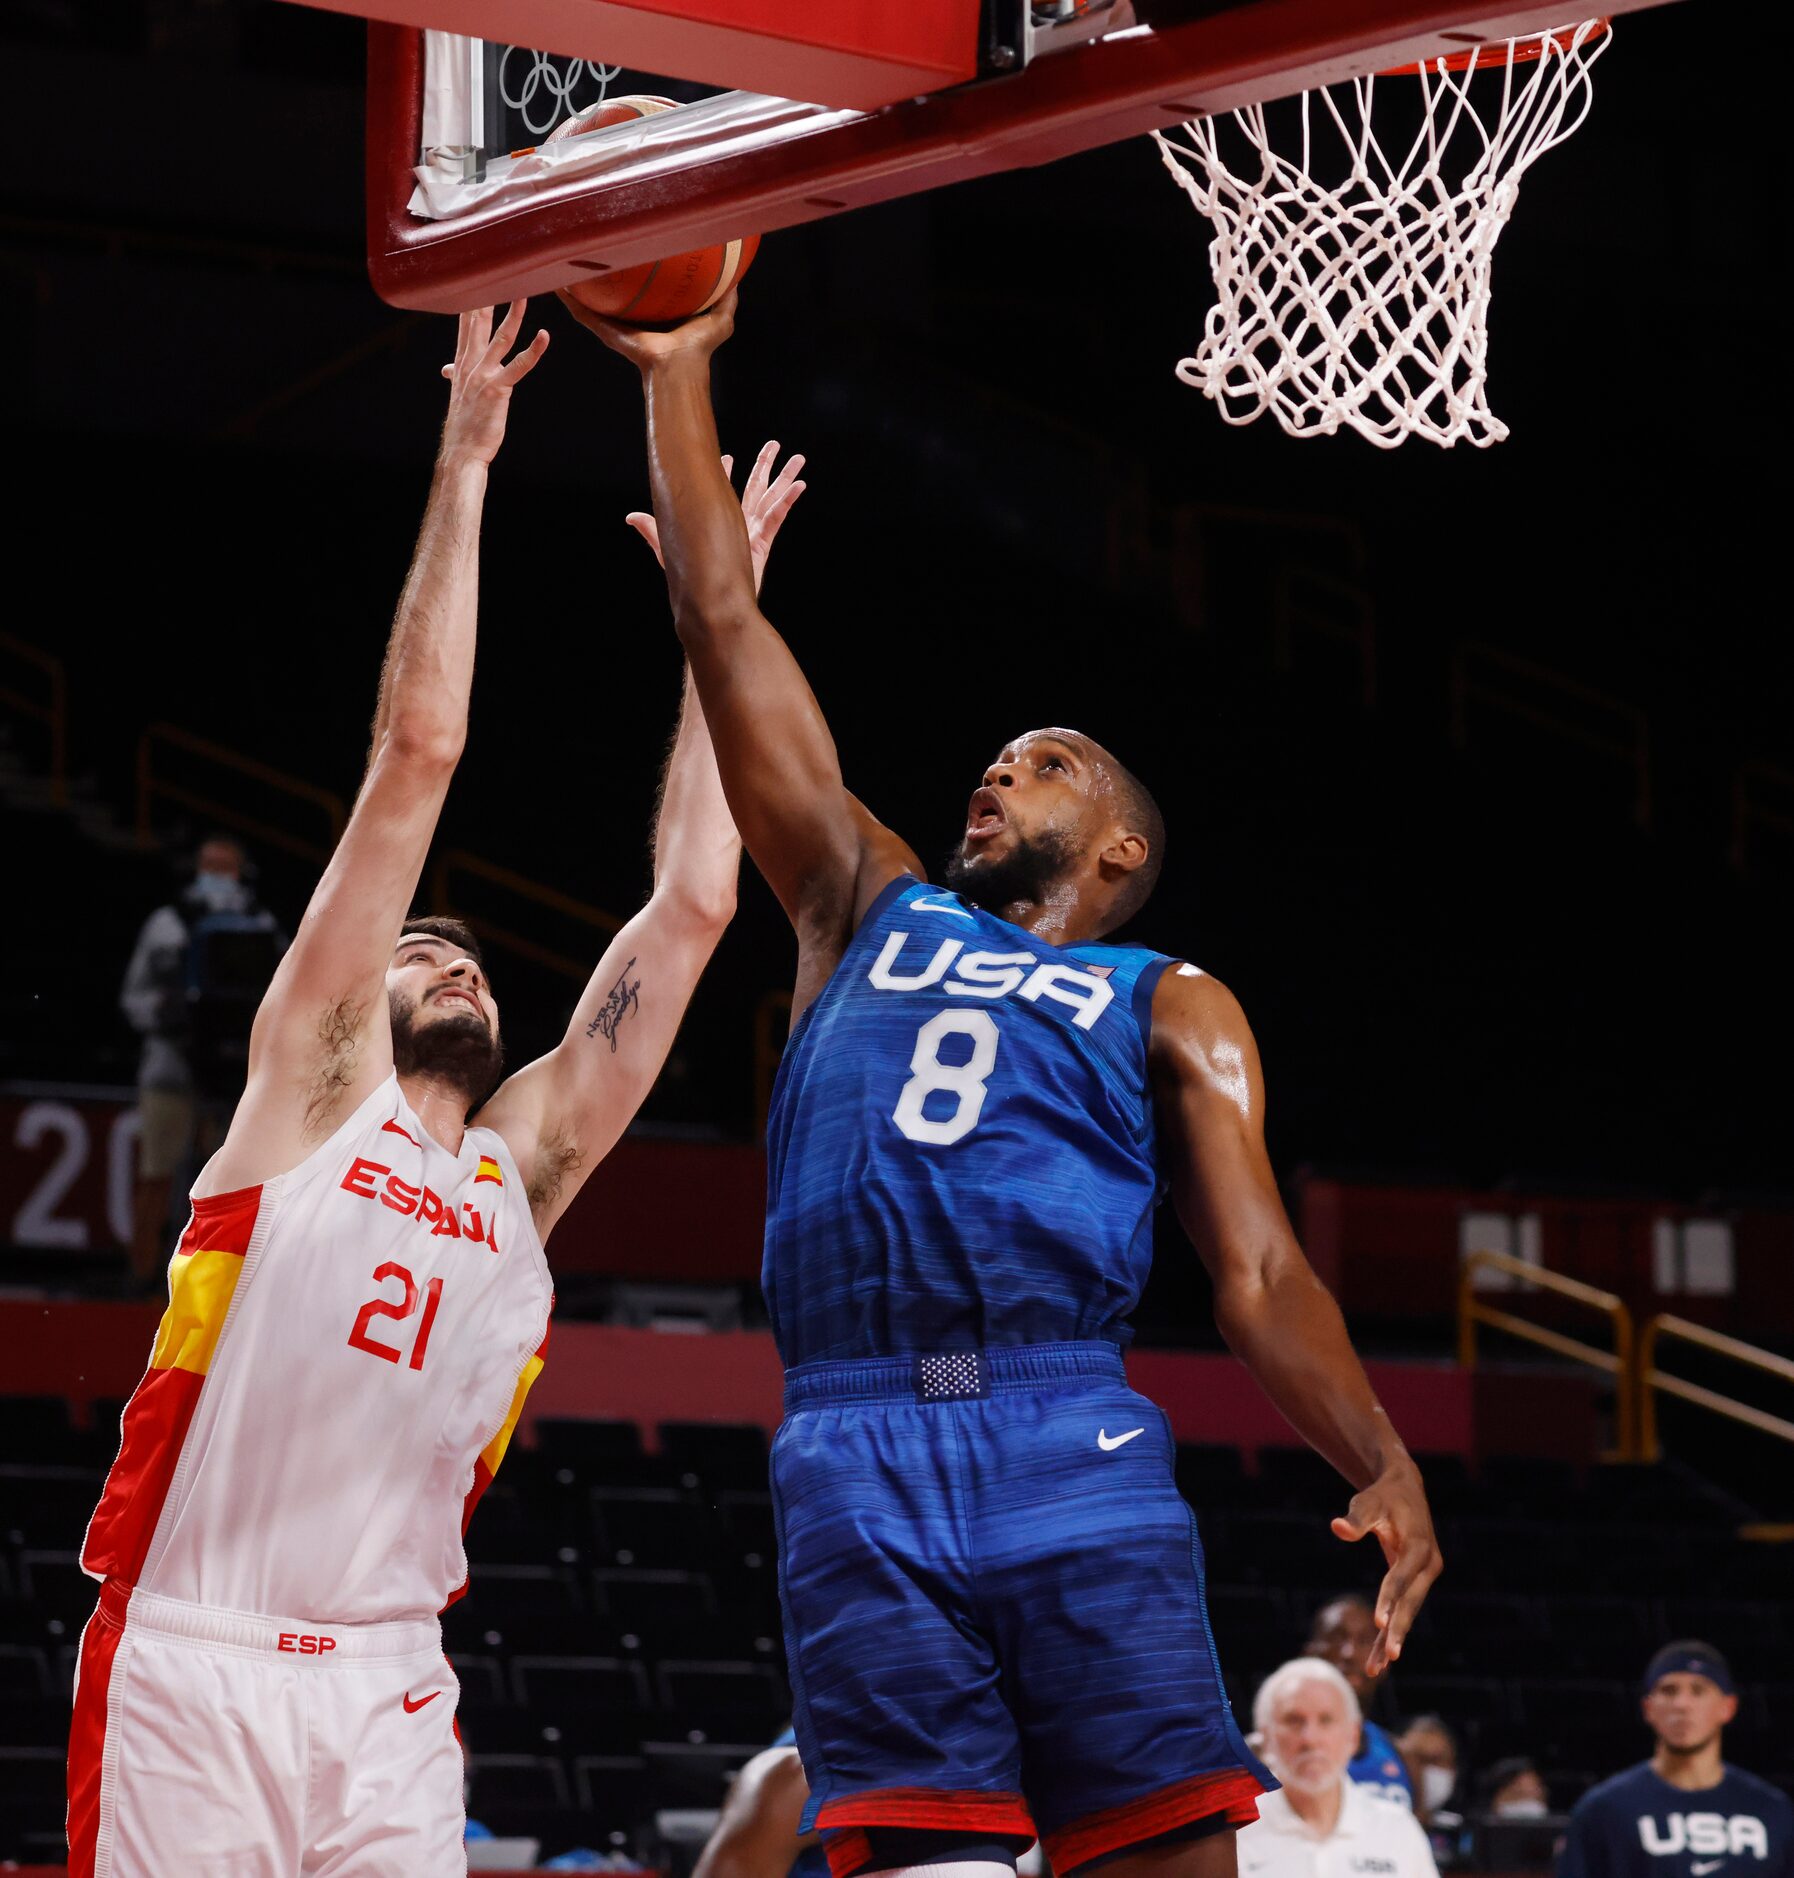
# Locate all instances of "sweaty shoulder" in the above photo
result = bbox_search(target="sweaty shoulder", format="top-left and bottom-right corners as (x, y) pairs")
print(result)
(1147, 958), (1253, 1054)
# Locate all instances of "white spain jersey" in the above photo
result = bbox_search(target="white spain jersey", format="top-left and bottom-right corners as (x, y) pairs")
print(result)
(83, 1073), (553, 1623)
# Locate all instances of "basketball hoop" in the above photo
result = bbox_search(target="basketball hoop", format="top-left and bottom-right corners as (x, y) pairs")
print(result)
(1153, 19), (1611, 448)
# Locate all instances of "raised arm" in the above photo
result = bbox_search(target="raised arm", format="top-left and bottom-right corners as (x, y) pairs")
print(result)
(559, 293), (919, 992)
(1149, 965), (1442, 1675)
(197, 304), (548, 1195)
(476, 449), (805, 1237)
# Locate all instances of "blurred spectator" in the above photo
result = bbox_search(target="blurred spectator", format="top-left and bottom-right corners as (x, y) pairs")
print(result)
(1478, 1758), (1549, 1820)
(1241, 1659), (1438, 1878)
(119, 833), (284, 1283)
(1305, 1594), (1414, 1807)
(1558, 1642), (1794, 1878)
(1472, 1758), (1563, 1876)
(1399, 1715), (1467, 1868)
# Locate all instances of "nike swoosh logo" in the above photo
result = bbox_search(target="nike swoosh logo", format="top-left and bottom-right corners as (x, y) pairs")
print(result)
(910, 893), (974, 919)
(402, 1691), (441, 1714)
(1691, 1863), (1725, 1874)
(1098, 1427), (1145, 1451)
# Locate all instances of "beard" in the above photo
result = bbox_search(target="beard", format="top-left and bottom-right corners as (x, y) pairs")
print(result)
(389, 990), (504, 1113)
(1273, 1754), (1344, 1796)
(940, 824), (1079, 914)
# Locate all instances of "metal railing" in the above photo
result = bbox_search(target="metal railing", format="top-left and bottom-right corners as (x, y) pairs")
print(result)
(1458, 1248), (1637, 1459)
(0, 631), (68, 808)
(136, 722), (345, 863)
(1637, 1313), (1794, 1464)
(428, 848), (621, 984)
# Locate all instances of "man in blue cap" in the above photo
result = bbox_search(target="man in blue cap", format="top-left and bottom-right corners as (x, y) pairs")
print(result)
(1557, 1641), (1791, 1878)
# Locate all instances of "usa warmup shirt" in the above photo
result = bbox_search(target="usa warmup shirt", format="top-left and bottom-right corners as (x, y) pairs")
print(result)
(1240, 1780), (1439, 1878)
(1558, 1765), (1793, 1878)
(1351, 1718), (1415, 1808)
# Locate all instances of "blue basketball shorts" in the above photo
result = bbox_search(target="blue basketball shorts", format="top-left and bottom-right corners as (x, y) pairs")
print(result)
(770, 1342), (1274, 1877)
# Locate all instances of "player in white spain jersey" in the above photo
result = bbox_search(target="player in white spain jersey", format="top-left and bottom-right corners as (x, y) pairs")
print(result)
(68, 301), (807, 1878)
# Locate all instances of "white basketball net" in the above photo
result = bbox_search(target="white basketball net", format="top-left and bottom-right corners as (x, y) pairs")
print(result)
(1153, 20), (1610, 448)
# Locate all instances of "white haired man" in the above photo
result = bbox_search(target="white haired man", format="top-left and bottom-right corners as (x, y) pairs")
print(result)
(1239, 1660), (1439, 1878)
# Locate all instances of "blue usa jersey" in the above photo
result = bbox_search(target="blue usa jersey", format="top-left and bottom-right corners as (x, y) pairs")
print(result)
(1559, 1764), (1794, 1878)
(764, 876), (1176, 1367)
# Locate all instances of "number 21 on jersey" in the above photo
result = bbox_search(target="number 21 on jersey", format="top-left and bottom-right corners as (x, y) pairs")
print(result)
(347, 1261), (445, 1370)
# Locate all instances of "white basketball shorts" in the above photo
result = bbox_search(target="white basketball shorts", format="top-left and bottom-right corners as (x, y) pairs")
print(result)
(68, 1579), (466, 1877)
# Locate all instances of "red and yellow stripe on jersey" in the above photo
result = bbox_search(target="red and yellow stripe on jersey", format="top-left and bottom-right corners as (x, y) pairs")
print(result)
(83, 1186), (261, 1584)
(474, 1156), (503, 1186)
(446, 1317), (551, 1603)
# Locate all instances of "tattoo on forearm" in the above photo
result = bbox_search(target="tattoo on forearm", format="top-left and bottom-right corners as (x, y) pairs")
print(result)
(585, 958), (641, 1051)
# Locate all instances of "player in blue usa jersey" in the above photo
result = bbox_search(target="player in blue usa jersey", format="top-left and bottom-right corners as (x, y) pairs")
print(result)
(569, 293), (1441, 1878)
(1558, 1643), (1792, 1878)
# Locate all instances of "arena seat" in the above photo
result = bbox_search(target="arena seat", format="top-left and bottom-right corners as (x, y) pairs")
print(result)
(460, 1561), (585, 1624)
(716, 1489), (777, 1553)
(468, 1753), (572, 1810)
(0, 1644), (51, 1700)
(1174, 1443), (1249, 1505)
(13, 1551), (96, 1626)
(537, 1418), (673, 1487)
(512, 1654), (653, 1713)
(1417, 1592), (1544, 1674)
(591, 1567), (719, 1625)
(641, 1740), (763, 1809)
(657, 1421), (771, 1490)
(0, 1747), (62, 1807)
(591, 1487), (728, 1566)
(1254, 1448), (1348, 1506)
(655, 1657), (786, 1719)
(1541, 1594), (1655, 1675)
(0, 1698), (64, 1754)
(449, 1652), (505, 1703)
(1518, 1678), (1637, 1727)
(0, 1464), (106, 1549)
(1205, 1584), (1293, 1666)
(575, 1753), (653, 1817)
(1393, 1674), (1512, 1725)
(0, 1398), (93, 1468)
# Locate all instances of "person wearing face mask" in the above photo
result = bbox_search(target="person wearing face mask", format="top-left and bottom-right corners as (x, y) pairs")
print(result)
(1558, 1643), (1792, 1878)
(1237, 1661), (1438, 1878)
(1481, 1759), (1551, 1821)
(1397, 1717), (1466, 1869)
(1473, 1759), (1566, 1875)
(119, 834), (286, 1289)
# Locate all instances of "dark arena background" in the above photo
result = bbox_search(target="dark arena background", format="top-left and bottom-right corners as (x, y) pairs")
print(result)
(3, 1), (1791, 1872)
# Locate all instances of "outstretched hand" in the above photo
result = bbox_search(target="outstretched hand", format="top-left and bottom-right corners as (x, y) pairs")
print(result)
(440, 302), (550, 466)
(627, 441), (807, 594)
(1330, 1461), (1442, 1676)
(554, 287), (738, 368)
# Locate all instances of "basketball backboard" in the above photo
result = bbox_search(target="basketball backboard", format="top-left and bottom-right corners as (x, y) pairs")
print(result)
(318, 0), (1680, 314)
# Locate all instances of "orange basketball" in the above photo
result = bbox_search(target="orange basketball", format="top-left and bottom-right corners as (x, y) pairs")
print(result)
(549, 97), (760, 325)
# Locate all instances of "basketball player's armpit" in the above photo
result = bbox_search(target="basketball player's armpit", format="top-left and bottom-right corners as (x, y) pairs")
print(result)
(301, 994), (367, 1134)
(525, 1125), (582, 1212)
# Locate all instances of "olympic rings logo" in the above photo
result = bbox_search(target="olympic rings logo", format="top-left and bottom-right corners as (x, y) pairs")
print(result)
(498, 47), (622, 138)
